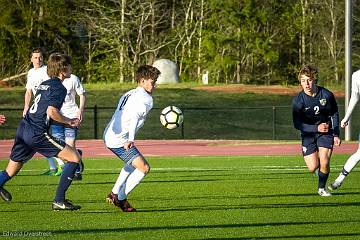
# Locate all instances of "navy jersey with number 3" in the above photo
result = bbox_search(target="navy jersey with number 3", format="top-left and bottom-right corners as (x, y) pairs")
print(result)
(292, 86), (340, 136)
(24, 78), (67, 133)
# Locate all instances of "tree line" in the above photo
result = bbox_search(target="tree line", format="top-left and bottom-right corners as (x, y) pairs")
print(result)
(0, 0), (359, 86)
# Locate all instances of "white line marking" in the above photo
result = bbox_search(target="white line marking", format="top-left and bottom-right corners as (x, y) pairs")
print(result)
(18, 165), (352, 172)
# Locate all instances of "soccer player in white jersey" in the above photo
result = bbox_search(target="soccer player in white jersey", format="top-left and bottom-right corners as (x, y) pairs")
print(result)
(329, 69), (360, 191)
(23, 48), (58, 175)
(49, 74), (86, 180)
(23, 48), (50, 117)
(103, 65), (160, 212)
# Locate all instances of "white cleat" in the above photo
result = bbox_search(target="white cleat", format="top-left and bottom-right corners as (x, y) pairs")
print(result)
(318, 188), (332, 197)
(328, 181), (342, 191)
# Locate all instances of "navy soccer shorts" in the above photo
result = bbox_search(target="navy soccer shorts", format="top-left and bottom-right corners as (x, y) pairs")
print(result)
(108, 146), (142, 165)
(301, 133), (334, 156)
(10, 121), (66, 162)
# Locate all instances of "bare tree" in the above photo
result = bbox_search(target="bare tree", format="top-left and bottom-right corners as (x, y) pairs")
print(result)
(321, 0), (344, 84)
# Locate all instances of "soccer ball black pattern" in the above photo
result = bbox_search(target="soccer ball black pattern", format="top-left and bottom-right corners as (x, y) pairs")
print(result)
(160, 106), (184, 129)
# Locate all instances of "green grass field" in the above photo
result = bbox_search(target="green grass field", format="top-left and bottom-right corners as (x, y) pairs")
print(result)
(0, 154), (359, 239)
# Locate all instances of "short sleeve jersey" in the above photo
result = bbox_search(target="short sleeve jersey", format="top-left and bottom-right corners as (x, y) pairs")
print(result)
(26, 65), (50, 95)
(103, 87), (153, 148)
(60, 74), (86, 118)
(24, 78), (67, 133)
(292, 86), (339, 135)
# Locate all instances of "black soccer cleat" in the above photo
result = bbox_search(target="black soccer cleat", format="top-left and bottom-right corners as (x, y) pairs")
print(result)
(119, 199), (136, 212)
(0, 187), (12, 202)
(73, 172), (82, 181)
(52, 199), (81, 211)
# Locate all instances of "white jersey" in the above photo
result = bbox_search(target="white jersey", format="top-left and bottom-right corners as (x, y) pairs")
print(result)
(60, 74), (86, 118)
(26, 65), (49, 95)
(103, 87), (153, 148)
(343, 69), (360, 122)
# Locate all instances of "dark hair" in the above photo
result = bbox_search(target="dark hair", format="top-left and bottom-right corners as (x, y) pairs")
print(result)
(135, 65), (161, 83)
(298, 64), (318, 82)
(30, 48), (44, 57)
(47, 53), (72, 78)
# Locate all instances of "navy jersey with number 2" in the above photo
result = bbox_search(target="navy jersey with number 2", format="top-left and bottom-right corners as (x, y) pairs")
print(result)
(292, 86), (340, 136)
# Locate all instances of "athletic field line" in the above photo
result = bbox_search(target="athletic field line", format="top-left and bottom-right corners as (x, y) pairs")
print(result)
(17, 165), (351, 173)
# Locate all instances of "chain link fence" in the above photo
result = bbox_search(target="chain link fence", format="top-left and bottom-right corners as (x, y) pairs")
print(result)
(0, 105), (354, 140)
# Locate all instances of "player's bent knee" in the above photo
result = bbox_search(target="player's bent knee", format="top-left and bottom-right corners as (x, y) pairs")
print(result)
(57, 147), (81, 163)
(307, 166), (318, 173)
(144, 164), (150, 174)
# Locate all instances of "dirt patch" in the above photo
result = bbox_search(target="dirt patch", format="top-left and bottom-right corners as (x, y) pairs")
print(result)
(192, 84), (345, 97)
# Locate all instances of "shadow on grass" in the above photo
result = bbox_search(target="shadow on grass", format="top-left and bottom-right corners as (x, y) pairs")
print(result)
(137, 201), (360, 212)
(28, 220), (360, 237)
(199, 232), (360, 240)
(1, 200), (360, 214)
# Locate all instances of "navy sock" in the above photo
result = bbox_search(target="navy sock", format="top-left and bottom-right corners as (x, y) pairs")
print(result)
(318, 171), (329, 189)
(0, 170), (11, 188)
(75, 149), (82, 173)
(54, 162), (78, 202)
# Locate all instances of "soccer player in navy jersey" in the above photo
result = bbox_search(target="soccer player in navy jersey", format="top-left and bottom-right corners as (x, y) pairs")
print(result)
(0, 53), (82, 211)
(292, 64), (341, 197)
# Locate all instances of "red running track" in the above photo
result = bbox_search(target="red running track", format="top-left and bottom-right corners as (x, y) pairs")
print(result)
(0, 139), (358, 159)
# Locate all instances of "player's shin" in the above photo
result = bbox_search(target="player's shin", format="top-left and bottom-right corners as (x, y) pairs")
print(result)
(112, 165), (135, 194)
(343, 150), (360, 174)
(119, 168), (146, 200)
(54, 162), (78, 202)
(318, 171), (329, 189)
(0, 170), (11, 188)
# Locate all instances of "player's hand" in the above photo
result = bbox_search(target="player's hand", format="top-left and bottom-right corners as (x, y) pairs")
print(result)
(77, 110), (84, 123)
(22, 107), (28, 117)
(69, 118), (80, 128)
(0, 114), (6, 125)
(123, 141), (134, 151)
(317, 123), (329, 133)
(340, 119), (348, 128)
(334, 136), (341, 146)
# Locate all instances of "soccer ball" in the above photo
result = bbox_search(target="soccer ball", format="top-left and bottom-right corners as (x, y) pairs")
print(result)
(160, 106), (184, 129)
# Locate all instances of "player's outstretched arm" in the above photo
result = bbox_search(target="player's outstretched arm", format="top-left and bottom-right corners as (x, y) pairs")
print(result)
(47, 106), (79, 128)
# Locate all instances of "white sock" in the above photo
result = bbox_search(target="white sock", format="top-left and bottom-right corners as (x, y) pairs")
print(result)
(118, 169), (146, 200)
(47, 157), (57, 170)
(54, 157), (65, 167)
(335, 173), (346, 183)
(112, 165), (135, 194)
(343, 149), (360, 173)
